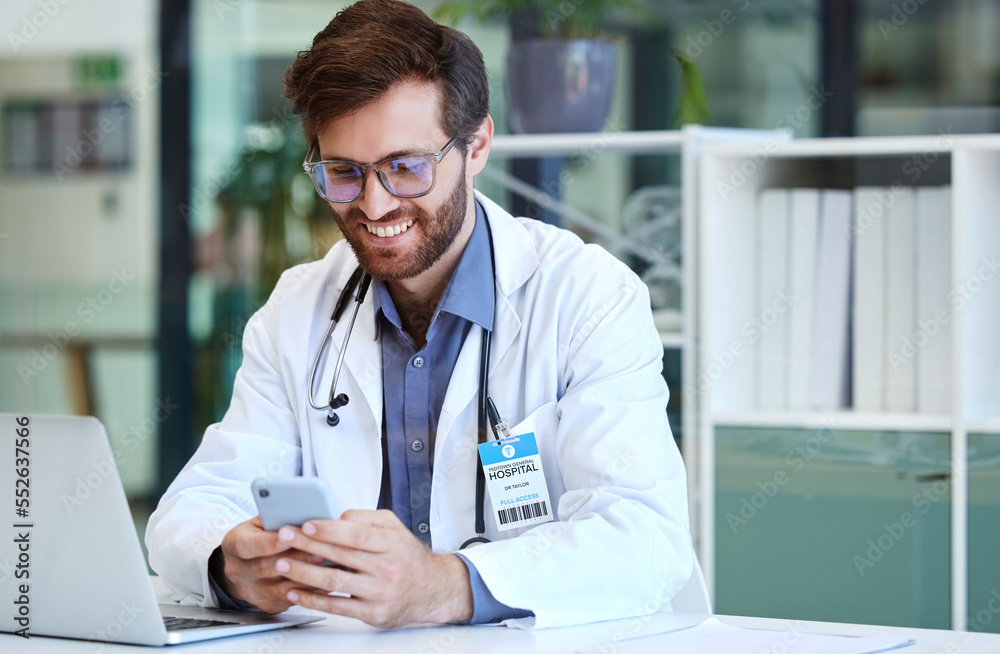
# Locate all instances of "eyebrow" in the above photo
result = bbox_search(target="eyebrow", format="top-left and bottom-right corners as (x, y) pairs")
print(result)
(319, 146), (432, 163)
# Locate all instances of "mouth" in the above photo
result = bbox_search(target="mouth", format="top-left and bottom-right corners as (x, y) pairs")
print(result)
(365, 219), (414, 238)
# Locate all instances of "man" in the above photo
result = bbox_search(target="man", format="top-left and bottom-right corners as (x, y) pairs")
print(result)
(146, 0), (692, 630)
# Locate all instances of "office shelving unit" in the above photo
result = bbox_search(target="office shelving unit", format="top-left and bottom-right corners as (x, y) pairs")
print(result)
(697, 134), (1000, 631)
(486, 126), (791, 545)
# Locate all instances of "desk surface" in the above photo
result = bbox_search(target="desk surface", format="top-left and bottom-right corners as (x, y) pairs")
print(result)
(4, 578), (1000, 653)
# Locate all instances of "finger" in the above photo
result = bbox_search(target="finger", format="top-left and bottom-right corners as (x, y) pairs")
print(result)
(276, 526), (376, 574)
(231, 532), (292, 560)
(339, 508), (401, 529)
(296, 518), (395, 554)
(272, 559), (362, 595)
(228, 523), (292, 560)
(247, 548), (320, 581)
(230, 553), (331, 611)
(277, 562), (370, 600)
(286, 590), (380, 627)
(240, 578), (312, 615)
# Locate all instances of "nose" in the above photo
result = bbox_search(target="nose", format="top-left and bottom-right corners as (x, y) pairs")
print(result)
(355, 169), (400, 221)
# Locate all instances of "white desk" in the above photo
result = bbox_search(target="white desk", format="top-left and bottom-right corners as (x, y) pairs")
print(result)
(4, 578), (1000, 653)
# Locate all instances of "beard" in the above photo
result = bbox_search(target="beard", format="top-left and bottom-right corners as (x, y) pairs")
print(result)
(329, 161), (468, 281)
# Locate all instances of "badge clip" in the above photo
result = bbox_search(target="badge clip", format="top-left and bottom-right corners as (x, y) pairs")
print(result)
(486, 396), (512, 440)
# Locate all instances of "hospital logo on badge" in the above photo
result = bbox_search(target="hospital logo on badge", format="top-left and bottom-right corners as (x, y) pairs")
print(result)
(501, 444), (516, 459)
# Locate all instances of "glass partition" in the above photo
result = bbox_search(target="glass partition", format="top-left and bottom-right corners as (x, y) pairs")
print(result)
(0, 1), (159, 504)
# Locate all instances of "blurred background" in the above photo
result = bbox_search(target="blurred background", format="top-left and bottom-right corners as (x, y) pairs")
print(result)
(1, 0), (998, 631)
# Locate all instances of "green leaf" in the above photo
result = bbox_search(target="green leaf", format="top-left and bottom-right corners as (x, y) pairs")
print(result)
(671, 51), (710, 127)
(434, 0), (651, 39)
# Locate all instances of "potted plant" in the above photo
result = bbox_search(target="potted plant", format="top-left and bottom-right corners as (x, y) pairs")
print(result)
(435, 0), (646, 133)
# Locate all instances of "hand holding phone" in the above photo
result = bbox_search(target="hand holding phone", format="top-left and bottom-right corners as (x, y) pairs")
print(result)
(251, 476), (339, 531)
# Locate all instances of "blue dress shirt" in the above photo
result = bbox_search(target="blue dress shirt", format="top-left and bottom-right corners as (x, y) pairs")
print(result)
(374, 202), (532, 624)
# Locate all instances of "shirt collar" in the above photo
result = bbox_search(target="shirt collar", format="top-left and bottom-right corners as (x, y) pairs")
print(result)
(371, 200), (495, 337)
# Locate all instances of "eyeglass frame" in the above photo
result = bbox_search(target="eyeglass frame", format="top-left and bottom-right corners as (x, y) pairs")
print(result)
(301, 137), (460, 203)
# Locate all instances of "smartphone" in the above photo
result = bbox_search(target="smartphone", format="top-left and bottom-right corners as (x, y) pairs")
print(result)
(251, 476), (339, 531)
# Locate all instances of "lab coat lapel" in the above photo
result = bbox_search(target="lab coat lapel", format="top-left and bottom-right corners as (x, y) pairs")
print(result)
(480, 191), (538, 375)
(437, 193), (538, 443)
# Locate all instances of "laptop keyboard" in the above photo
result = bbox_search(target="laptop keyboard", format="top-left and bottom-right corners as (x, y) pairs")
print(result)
(163, 615), (241, 631)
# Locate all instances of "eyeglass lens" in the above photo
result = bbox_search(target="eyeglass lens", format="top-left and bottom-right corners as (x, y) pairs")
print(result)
(312, 156), (435, 202)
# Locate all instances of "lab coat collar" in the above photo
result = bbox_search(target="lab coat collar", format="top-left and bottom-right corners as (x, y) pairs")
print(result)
(474, 190), (538, 302)
(368, 201), (495, 340)
(330, 190), (541, 441)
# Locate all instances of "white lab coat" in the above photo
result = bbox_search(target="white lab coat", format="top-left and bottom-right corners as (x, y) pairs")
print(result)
(145, 191), (693, 629)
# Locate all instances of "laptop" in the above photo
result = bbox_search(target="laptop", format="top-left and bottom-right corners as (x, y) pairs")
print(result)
(0, 413), (324, 646)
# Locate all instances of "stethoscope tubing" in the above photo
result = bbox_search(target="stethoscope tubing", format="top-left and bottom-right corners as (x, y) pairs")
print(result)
(474, 318), (492, 538)
(308, 269), (372, 412)
(326, 274), (369, 409)
(307, 318), (339, 410)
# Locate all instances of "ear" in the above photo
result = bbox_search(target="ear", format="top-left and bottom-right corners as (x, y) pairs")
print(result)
(465, 115), (494, 179)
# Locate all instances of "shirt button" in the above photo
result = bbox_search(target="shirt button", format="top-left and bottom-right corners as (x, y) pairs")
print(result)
(417, 522), (429, 534)
(411, 439), (424, 452)
(412, 356), (424, 368)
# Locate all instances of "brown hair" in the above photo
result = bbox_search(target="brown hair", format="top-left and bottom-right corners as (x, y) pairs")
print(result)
(284, 0), (489, 150)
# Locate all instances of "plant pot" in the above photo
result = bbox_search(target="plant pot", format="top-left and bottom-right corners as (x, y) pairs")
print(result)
(507, 39), (616, 134)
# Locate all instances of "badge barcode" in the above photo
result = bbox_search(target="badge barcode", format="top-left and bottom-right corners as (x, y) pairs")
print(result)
(498, 500), (549, 526)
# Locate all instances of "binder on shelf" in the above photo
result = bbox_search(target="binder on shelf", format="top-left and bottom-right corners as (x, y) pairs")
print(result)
(810, 189), (853, 410)
(709, 173), (759, 413)
(852, 187), (887, 412)
(915, 186), (952, 414)
(786, 189), (820, 411)
(756, 188), (789, 410)
(884, 187), (917, 412)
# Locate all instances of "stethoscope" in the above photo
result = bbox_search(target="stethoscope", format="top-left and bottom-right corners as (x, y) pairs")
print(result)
(307, 228), (500, 549)
(307, 265), (373, 427)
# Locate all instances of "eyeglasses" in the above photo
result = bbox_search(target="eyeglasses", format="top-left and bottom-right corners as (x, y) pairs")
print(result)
(302, 137), (459, 203)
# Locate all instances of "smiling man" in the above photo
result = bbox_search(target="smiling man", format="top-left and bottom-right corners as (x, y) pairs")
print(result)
(146, 0), (693, 630)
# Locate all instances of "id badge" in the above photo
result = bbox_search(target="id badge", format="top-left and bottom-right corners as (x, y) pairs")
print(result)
(478, 432), (554, 532)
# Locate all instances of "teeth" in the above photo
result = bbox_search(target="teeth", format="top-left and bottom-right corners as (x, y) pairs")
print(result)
(366, 219), (413, 238)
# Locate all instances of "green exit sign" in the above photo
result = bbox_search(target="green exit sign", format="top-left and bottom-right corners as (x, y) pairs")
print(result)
(74, 55), (123, 87)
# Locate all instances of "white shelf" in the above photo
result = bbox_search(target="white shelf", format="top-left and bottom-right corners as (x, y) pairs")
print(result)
(966, 420), (1000, 435)
(659, 331), (683, 349)
(696, 133), (1000, 632)
(490, 130), (684, 156)
(712, 411), (954, 433)
(701, 133), (1000, 159)
(490, 125), (789, 157)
